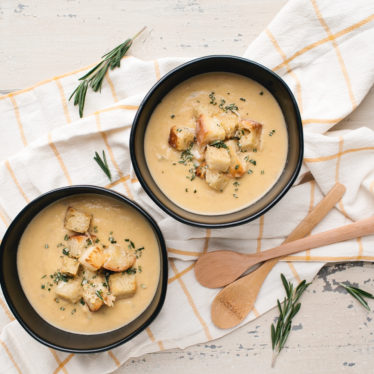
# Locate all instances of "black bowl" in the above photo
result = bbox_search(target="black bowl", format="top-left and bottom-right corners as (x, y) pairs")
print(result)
(0, 186), (168, 353)
(130, 55), (303, 228)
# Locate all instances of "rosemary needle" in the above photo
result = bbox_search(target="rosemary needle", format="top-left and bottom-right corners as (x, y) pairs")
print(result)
(94, 150), (112, 182)
(271, 274), (310, 367)
(69, 26), (146, 117)
(339, 282), (374, 311)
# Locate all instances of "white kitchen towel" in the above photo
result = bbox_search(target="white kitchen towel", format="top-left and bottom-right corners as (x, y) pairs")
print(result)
(0, 0), (374, 373)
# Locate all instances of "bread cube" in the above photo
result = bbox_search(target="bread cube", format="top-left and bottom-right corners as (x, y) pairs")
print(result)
(217, 112), (239, 139)
(67, 235), (87, 258)
(237, 119), (263, 151)
(103, 244), (136, 272)
(168, 126), (195, 151)
(79, 246), (105, 272)
(82, 272), (115, 310)
(225, 140), (247, 177)
(109, 272), (137, 298)
(196, 114), (226, 146)
(64, 207), (92, 233)
(205, 146), (230, 172)
(59, 256), (80, 276)
(55, 278), (82, 303)
(205, 169), (229, 191)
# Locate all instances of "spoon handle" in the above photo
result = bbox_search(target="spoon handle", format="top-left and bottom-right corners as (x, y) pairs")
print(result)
(253, 183), (346, 281)
(260, 215), (374, 262)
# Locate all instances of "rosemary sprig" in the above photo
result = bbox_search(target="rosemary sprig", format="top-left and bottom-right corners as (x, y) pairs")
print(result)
(69, 26), (146, 117)
(339, 282), (374, 311)
(271, 274), (310, 367)
(93, 151), (112, 182)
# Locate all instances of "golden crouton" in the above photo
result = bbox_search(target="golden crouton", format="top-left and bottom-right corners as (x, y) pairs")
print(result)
(205, 169), (229, 191)
(237, 119), (263, 151)
(225, 140), (247, 178)
(55, 278), (82, 303)
(168, 126), (195, 151)
(205, 146), (230, 172)
(103, 244), (136, 272)
(79, 246), (105, 272)
(109, 272), (137, 298)
(59, 256), (80, 276)
(82, 272), (115, 310)
(64, 207), (92, 234)
(67, 235), (87, 258)
(196, 114), (226, 146)
(217, 112), (239, 139)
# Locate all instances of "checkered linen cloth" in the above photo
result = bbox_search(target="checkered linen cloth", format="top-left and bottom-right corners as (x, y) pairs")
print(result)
(1, 0), (374, 372)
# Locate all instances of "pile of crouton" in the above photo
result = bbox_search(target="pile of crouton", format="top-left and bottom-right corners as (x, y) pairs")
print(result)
(168, 110), (263, 191)
(54, 207), (138, 312)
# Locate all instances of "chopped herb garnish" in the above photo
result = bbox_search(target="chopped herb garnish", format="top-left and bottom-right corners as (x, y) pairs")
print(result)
(261, 170), (265, 174)
(247, 169), (253, 175)
(210, 140), (228, 149)
(57, 243), (64, 247)
(138, 265), (143, 273)
(109, 235), (117, 244)
(41, 284), (45, 289)
(41, 275), (47, 279)
(62, 248), (70, 256)
(249, 159), (256, 166)
(253, 148), (257, 153)
(224, 103), (239, 113)
(80, 298), (85, 306)
(52, 272), (71, 284)
(103, 282), (108, 288)
(209, 91), (217, 105)
(185, 188), (189, 192)
(55, 298), (60, 303)
(259, 91), (264, 95)
(64, 234), (69, 241)
(269, 129), (276, 136)
(193, 189), (197, 194)
(171, 114), (175, 119)
(86, 238), (92, 246)
(233, 181), (240, 187)
(95, 290), (104, 301)
(125, 267), (137, 275)
(179, 144), (194, 165)
(239, 97), (246, 101)
(219, 99), (226, 110)
(235, 164), (239, 170)
(44, 244), (49, 249)
(233, 194), (238, 198)
(93, 226), (98, 233)
(71, 308), (76, 315)
(60, 307), (65, 311)
(140, 284), (147, 289)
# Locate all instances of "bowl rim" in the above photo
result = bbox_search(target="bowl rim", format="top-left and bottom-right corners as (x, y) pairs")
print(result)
(130, 54), (303, 228)
(0, 185), (168, 353)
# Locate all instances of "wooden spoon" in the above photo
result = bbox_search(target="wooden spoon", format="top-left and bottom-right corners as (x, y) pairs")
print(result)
(211, 183), (345, 329)
(195, 184), (356, 289)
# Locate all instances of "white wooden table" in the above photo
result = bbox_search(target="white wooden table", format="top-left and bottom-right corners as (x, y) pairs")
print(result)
(1, 1), (374, 372)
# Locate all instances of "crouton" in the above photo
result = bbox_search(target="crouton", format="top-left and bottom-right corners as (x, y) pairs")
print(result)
(64, 207), (92, 233)
(79, 246), (105, 272)
(196, 114), (226, 146)
(195, 162), (207, 179)
(82, 271), (116, 312)
(225, 140), (247, 178)
(55, 278), (82, 303)
(67, 235), (87, 258)
(205, 145), (230, 172)
(103, 244), (136, 272)
(109, 272), (137, 298)
(217, 112), (239, 139)
(205, 169), (229, 191)
(168, 126), (195, 151)
(237, 119), (263, 151)
(59, 256), (80, 276)
(82, 272), (115, 310)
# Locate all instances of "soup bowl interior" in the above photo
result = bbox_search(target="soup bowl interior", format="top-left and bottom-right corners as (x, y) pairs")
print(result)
(131, 55), (303, 228)
(0, 186), (167, 353)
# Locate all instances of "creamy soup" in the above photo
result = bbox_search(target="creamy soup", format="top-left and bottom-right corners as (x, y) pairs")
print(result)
(145, 72), (288, 215)
(17, 194), (160, 334)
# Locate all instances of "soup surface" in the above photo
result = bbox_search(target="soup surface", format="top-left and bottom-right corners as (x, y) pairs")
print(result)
(17, 194), (160, 334)
(145, 72), (288, 214)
